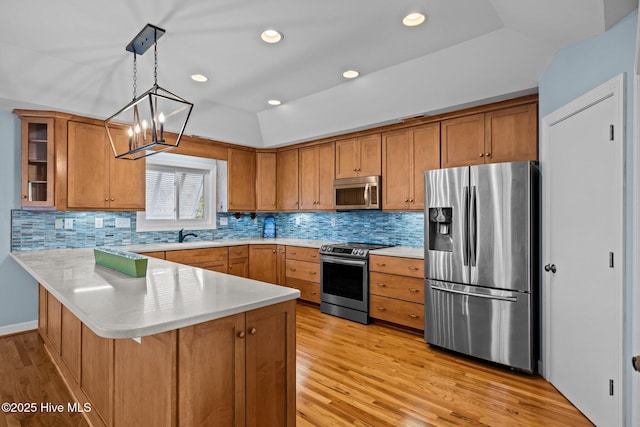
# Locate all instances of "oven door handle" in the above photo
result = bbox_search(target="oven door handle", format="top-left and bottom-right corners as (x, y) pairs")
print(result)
(320, 256), (367, 267)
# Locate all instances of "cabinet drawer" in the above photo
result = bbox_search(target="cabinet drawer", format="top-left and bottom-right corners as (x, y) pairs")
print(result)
(369, 272), (424, 304)
(369, 295), (424, 330)
(285, 259), (320, 283)
(166, 247), (228, 264)
(286, 246), (320, 263)
(369, 255), (423, 278)
(286, 277), (320, 304)
(197, 260), (228, 274)
(228, 245), (249, 259)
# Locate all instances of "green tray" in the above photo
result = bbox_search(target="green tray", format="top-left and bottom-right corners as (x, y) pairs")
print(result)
(94, 248), (148, 277)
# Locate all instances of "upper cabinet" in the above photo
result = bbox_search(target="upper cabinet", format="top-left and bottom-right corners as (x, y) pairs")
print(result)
(20, 117), (55, 209)
(382, 123), (440, 211)
(441, 103), (538, 168)
(335, 134), (381, 179)
(277, 148), (299, 211)
(227, 148), (256, 211)
(256, 152), (277, 211)
(67, 121), (145, 210)
(298, 143), (335, 211)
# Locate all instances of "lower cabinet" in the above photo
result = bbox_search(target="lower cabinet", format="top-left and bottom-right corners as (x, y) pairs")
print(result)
(165, 247), (228, 273)
(228, 245), (249, 278)
(249, 244), (278, 283)
(369, 255), (425, 331)
(37, 288), (296, 427)
(285, 246), (320, 304)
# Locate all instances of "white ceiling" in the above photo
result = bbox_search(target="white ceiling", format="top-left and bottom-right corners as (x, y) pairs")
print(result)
(0, 0), (636, 147)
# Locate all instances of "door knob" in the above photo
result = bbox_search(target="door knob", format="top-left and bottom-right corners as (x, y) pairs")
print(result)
(544, 264), (557, 273)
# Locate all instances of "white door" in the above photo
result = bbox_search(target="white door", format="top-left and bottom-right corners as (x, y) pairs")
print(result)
(542, 75), (624, 426)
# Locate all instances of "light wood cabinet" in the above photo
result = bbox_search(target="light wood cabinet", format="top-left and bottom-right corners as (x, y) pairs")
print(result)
(277, 148), (299, 211)
(256, 152), (277, 211)
(166, 247), (229, 273)
(276, 245), (286, 286)
(67, 121), (145, 210)
(369, 255), (425, 331)
(139, 251), (166, 260)
(285, 246), (320, 303)
(249, 244), (278, 284)
(46, 290), (62, 354)
(299, 142), (335, 210)
(228, 148), (256, 211)
(335, 134), (381, 178)
(81, 324), (114, 426)
(38, 284), (47, 337)
(20, 117), (55, 208)
(228, 245), (250, 278)
(179, 300), (296, 427)
(441, 103), (537, 168)
(61, 306), (82, 383)
(382, 123), (440, 210)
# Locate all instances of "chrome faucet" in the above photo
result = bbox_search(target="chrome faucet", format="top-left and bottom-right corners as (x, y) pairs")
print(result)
(178, 228), (198, 243)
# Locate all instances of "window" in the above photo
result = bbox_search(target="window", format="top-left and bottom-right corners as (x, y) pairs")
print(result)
(136, 153), (217, 232)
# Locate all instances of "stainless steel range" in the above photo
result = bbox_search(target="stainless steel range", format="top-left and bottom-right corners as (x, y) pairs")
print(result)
(319, 242), (391, 324)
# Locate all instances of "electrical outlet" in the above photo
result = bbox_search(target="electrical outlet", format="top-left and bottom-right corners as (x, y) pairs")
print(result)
(253, 216), (258, 225)
(331, 218), (336, 227)
(115, 218), (131, 228)
(95, 218), (104, 229)
(219, 217), (228, 226)
(64, 219), (74, 230)
(295, 217), (301, 225)
(55, 219), (63, 229)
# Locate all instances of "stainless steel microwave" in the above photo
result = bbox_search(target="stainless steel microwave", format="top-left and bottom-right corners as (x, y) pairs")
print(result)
(333, 176), (381, 210)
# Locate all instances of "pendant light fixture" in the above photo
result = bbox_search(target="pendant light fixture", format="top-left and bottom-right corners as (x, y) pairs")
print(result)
(104, 24), (193, 160)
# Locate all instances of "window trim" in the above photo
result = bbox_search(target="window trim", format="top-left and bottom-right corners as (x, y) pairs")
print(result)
(136, 152), (217, 232)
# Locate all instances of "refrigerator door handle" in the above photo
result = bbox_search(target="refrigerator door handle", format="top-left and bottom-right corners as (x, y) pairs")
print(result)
(463, 186), (469, 266)
(470, 185), (478, 267)
(431, 285), (518, 303)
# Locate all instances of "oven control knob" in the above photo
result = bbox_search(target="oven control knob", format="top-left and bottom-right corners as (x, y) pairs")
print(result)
(357, 249), (365, 256)
(321, 246), (326, 252)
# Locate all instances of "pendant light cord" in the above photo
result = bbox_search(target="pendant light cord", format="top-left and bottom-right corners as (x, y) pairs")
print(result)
(154, 28), (158, 87)
(132, 53), (137, 100)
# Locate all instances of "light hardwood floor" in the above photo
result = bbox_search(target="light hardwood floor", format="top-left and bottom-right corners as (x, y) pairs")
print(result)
(0, 303), (591, 426)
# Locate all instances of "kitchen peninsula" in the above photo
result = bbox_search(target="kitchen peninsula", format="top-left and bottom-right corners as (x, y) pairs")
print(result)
(10, 248), (299, 427)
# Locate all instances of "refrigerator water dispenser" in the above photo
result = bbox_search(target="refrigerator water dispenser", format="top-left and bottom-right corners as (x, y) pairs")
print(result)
(428, 207), (453, 252)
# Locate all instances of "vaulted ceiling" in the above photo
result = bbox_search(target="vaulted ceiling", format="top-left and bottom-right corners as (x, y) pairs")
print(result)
(0, 0), (636, 147)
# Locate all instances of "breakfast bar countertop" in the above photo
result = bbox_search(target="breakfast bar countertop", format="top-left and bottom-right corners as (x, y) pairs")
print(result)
(10, 248), (300, 340)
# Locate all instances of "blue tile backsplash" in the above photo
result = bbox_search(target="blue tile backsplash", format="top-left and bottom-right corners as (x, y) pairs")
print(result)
(11, 210), (424, 251)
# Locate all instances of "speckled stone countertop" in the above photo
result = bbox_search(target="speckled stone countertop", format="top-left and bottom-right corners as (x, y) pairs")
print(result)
(11, 248), (300, 339)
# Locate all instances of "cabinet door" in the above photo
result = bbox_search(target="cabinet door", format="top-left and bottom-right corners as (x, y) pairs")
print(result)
(256, 152), (277, 211)
(358, 134), (382, 176)
(21, 118), (55, 208)
(485, 103), (538, 163)
(245, 300), (296, 427)
(81, 324), (114, 426)
(410, 123), (440, 210)
(108, 126), (146, 210)
(317, 142), (335, 209)
(249, 245), (277, 284)
(382, 129), (411, 210)
(228, 258), (249, 278)
(441, 113), (485, 168)
(228, 148), (256, 211)
(61, 306), (81, 383)
(67, 121), (110, 209)
(335, 138), (358, 179)
(276, 245), (286, 286)
(276, 149), (299, 211)
(115, 331), (177, 427)
(46, 291), (62, 354)
(298, 145), (319, 210)
(38, 284), (47, 338)
(179, 313), (246, 427)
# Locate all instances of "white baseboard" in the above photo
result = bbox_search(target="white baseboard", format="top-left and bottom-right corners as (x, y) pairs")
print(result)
(0, 320), (37, 337)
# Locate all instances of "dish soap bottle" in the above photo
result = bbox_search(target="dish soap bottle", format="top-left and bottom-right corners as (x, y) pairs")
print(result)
(263, 216), (276, 238)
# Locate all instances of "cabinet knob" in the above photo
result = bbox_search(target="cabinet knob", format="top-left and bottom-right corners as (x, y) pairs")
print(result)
(272, 201), (276, 205)
(22, 195), (27, 199)
(111, 198), (115, 201)
(485, 152), (491, 157)
(409, 198), (414, 202)
(404, 198), (409, 202)
(272, 250), (276, 253)
(249, 327), (257, 335)
(237, 331), (245, 338)
(353, 168), (357, 172)
(479, 153), (484, 157)
(105, 198), (109, 201)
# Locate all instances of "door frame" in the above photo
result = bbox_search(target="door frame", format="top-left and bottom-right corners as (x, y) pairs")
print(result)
(540, 73), (625, 421)
(633, 9), (640, 426)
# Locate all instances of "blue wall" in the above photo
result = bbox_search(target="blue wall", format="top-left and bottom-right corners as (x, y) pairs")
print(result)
(0, 112), (38, 328)
(539, 9), (637, 425)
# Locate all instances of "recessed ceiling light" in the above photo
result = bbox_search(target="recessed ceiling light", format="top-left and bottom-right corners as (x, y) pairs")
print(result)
(191, 74), (208, 82)
(342, 70), (360, 79)
(402, 12), (426, 27)
(261, 29), (283, 44)
(268, 99), (282, 106)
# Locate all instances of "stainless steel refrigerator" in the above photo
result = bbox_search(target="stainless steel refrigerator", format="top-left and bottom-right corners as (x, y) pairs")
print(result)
(424, 161), (538, 372)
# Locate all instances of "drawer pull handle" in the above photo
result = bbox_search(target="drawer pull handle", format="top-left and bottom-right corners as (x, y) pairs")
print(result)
(310, 271), (317, 275)
(249, 327), (257, 335)
(290, 252), (297, 255)
(408, 266), (420, 271)
(376, 306), (386, 311)
(289, 268), (297, 272)
(377, 283), (387, 287)
(376, 263), (386, 267)
(408, 288), (420, 293)
(408, 314), (420, 319)
(310, 254), (317, 258)
(310, 291), (317, 295)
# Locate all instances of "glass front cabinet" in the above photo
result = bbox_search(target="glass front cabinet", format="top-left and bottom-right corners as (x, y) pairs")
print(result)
(20, 117), (55, 208)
